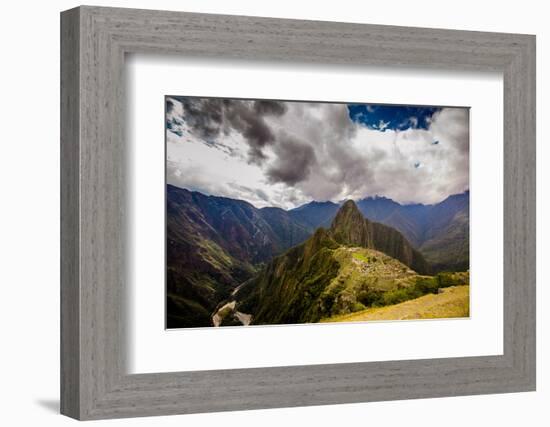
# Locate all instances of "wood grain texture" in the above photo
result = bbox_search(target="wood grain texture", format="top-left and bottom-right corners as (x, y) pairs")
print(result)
(60, 7), (80, 419)
(60, 6), (536, 420)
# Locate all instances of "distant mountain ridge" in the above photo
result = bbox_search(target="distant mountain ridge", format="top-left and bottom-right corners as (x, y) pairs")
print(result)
(289, 201), (340, 229)
(356, 192), (469, 271)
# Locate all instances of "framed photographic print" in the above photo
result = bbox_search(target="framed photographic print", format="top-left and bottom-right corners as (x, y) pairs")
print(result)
(165, 96), (470, 329)
(61, 6), (536, 420)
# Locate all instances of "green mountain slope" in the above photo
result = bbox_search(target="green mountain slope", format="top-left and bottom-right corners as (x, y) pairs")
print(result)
(236, 228), (341, 324)
(236, 201), (449, 325)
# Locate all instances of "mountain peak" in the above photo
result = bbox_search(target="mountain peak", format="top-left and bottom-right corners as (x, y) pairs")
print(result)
(342, 199), (358, 208)
(333, 200), (363, 223)
(331, 201), (363, 232)
(330, 200), (373, 248)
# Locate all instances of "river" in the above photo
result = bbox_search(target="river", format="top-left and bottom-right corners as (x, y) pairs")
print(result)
(212, 300), (252, 327)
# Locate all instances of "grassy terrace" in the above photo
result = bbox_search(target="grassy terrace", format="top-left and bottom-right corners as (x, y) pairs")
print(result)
(321, 285), (469, 322)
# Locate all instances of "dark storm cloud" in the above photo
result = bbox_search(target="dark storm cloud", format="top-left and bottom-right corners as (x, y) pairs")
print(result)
(266, 134), (317, 186)
(166, 98), (175, 114)
(253, 100), (287, 116)
(170, 97), (224, 140)
(167, 97), (287, 163)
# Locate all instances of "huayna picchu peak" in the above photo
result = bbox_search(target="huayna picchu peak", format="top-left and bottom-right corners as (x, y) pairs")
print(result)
(330, 200), (374, 247)
(330, 200), (429, 275)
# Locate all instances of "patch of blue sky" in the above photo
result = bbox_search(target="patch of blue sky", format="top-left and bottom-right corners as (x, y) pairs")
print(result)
(347, 104), (441, 132)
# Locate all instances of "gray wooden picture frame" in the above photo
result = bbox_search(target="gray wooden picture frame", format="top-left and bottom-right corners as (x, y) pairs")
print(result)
(60, 5), (536, 421)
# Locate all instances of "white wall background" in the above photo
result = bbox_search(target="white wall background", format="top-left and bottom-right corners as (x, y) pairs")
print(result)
(0, 0), (546, 425)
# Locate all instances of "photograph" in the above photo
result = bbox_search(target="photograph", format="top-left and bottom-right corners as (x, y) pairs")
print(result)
(165, 96), (470, 329)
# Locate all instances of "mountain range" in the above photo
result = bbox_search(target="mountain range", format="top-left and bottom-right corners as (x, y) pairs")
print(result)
(290, 191), (469, 272)
(166, 185), (311, 327)
(166, 184), (469, 328)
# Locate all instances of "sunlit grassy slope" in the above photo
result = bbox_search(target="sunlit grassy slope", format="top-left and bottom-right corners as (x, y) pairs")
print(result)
(321, 285), (469, 322)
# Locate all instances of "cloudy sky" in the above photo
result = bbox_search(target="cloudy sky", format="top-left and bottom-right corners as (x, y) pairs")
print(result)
(166, 96), (469, 209)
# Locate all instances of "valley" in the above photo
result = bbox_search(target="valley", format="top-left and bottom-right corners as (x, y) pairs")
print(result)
(166, 184), (470, 328)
